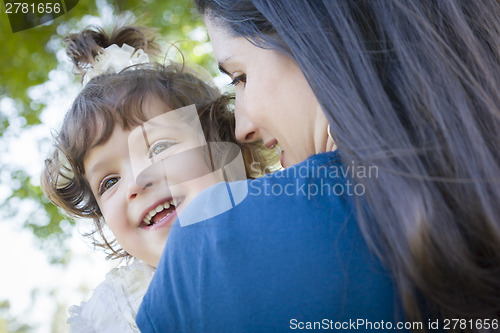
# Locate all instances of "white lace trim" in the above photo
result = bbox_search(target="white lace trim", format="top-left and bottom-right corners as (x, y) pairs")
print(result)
(67, 259), (155, 333)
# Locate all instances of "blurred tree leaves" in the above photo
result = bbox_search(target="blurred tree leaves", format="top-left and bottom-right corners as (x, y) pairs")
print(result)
(0, 0), (215, 264)
(0, 300), (31, 332)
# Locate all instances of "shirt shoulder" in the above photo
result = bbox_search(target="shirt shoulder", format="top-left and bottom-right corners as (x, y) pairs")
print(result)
(138, 152), (401, 332)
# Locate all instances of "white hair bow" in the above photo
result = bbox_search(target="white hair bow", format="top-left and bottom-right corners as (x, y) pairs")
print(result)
(82, 43), (150, 86)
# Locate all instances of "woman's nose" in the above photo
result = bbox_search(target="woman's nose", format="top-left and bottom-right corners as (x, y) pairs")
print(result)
(234, 103), (260, 143)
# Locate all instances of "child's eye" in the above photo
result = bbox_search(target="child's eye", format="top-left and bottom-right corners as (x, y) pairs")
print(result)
(98, 176), (120, 195)
(229, 74), (247, 87)
(148, 139), (177, 158)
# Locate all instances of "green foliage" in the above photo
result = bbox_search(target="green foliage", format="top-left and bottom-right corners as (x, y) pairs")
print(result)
(117, 0), (215, 70)
(0, 0), (214, 264)
(0, 300), (32, 333)
(0, 1), (99, 126)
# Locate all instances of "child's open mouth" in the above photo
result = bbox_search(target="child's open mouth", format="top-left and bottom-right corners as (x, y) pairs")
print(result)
(140, 198), (183, 228)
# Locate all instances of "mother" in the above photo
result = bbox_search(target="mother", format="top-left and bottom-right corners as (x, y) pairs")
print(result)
(137, 0), (500, 331)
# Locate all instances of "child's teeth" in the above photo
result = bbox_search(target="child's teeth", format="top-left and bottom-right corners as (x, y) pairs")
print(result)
(143, 200), (179, 227)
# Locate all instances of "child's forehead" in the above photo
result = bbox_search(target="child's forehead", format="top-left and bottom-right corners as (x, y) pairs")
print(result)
(141, 102), (198, 126)
(83, 104), (203, 164)
(141, 97), (173, 118)
(83, 126), (130, 177)
(129, 104), (203, 142)
(120, 96), (177, 129)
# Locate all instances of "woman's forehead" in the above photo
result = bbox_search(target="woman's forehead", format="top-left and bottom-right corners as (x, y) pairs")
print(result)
(205, 17), (242, 64)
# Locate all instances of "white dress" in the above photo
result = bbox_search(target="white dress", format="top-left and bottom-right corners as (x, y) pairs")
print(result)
(67, 259), (155, 333)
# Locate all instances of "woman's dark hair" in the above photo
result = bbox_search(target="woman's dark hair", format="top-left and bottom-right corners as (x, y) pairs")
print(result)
(195, 0), (500, 330)
(41, 25), (276, 261)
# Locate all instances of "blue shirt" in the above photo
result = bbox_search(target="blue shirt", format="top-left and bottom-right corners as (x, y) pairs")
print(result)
(137, 152), (405, 332)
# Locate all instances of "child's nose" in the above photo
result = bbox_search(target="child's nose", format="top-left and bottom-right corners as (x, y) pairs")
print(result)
(126, 178), (153, 200)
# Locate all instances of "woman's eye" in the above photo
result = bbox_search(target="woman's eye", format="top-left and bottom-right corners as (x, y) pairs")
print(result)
(229, 74), (247, 87)
(99, 176), (120, 195)
(148, 139), (177, 158)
